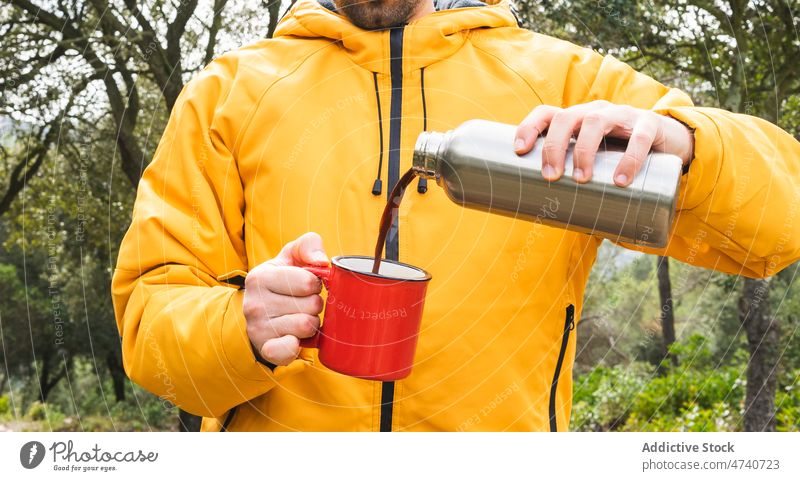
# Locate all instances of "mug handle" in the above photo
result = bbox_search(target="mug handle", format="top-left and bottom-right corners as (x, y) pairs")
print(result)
(298, 265), (331, 349)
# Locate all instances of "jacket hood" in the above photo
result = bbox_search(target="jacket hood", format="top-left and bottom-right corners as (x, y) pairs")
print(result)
(273, 0), (519, 73)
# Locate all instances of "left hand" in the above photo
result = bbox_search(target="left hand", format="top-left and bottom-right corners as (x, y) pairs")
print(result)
(514, 100), (694, 186)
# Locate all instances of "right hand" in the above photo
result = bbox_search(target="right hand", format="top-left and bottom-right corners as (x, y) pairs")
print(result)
(243, 232), (329, 366)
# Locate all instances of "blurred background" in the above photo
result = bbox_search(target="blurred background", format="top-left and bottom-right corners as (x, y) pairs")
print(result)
(0, 0), (798, 432)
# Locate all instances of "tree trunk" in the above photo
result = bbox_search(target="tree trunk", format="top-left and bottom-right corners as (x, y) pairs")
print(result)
(37, 352), (52, 403)
(740, 277), (778, 432)
(265, 0), (295, 38)
(106, 351), (126, 402)
(657, 256), (677, 366)
(160, 79), (183, 114)
(38, 354), (67, 403)
(178, 409), (202, 432)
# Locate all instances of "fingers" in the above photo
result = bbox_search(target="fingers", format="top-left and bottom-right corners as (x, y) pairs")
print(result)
(256, 291), (324, 319)
(247, 313), (318, 364)
(514, 105), (558, 155)
(243, 286), (323, 332)
(243, 232), (329, 366)
(292, 232), (329, 266)
(516, 101), (611, 181)
(516, 101), (659, 185)
(572, 105), (635, 183)
(259, 335), (301, 366)
(249, 313), (320, 343)
(614, 113), (660, 186)
(571, 112), (607, 183)
(247, 311), (321, 366)
(540, 108), (587, 181)
(248, 265), (322, 297)
(270, 232), (329, 267)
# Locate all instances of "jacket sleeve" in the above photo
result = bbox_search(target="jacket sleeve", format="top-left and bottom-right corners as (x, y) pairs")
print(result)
(111, 58), (305, 418)
(560, 48), (800, 278)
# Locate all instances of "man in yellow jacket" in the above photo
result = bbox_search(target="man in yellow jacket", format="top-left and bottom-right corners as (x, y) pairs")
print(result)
(112, 0), (800, 431)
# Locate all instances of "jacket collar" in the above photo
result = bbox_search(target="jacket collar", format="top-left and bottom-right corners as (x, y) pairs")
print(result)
(273, 0), (518, 74)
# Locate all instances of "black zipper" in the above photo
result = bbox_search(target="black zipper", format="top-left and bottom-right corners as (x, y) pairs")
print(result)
(378, 25), (406, 433)
(549, 304), (575, 432)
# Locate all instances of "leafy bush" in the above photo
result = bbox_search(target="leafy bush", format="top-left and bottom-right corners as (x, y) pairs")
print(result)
(26, 401), (47, 420)
(572, 335), (753, 431)
(775, 370), (800, 432)
(24, 401), (66, 427)
(0, 368), (177, 432)
(571, 363), (649, 430)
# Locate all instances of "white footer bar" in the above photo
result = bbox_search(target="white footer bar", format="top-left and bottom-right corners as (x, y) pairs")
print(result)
(1, 432), (796, 480)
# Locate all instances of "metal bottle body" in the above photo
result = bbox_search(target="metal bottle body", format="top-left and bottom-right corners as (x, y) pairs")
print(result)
(413, 119), (683, 247)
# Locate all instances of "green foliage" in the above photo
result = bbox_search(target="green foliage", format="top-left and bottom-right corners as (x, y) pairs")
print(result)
(25, 400), (65, 426)
(575, 244), (743, 373)
(1, 361), (177, 432)
(518, 0), (800, 123)
(0, 0), (277, 432)
(25, 401), (46, 421)
(625, 402), (740, 432)
(775, 370), (800, 432)
(780, 95), (800, 135)
(571, 363), (652, 430)
(571, 335), (771, 431)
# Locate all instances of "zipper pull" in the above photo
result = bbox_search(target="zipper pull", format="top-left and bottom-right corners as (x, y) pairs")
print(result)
(416, 177), (427, 194)
(372, 178), (383, 196)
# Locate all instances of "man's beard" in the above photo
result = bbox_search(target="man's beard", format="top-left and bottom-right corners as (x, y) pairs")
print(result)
(333, 0), (423, 30)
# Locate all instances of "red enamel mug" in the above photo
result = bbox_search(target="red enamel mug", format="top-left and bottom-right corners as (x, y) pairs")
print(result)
(299, 255), (431, 381)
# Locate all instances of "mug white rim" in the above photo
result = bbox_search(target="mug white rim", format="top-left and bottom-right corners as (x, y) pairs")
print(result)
(332, 255), (432, 282)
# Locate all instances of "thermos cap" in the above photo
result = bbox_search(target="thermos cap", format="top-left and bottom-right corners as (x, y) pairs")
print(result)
(413, 131), (447, 179)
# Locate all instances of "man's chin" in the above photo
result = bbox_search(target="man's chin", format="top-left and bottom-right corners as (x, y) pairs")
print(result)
(334, 0), (420, 30)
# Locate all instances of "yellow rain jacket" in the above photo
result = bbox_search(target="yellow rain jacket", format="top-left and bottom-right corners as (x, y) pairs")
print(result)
(111, 0), (800, 431)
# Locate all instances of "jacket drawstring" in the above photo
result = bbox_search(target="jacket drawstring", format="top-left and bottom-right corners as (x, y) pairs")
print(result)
(417, 67), (428, 194)
(371, 72), (385, 195)
(371, 69), (429, 195)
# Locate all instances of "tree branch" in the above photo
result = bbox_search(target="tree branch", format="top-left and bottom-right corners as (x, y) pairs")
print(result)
(204, 0), (229, 65)
(0, 78), (87, 217)
(266, 0), (296, 38)
(9, 0), (71, 32)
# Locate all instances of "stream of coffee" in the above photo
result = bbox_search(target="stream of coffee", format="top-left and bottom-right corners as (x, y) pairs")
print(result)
(372, 168), (417, 274)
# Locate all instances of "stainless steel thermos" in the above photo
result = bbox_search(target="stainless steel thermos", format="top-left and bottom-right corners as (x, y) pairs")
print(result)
(412, 119), (683, 247)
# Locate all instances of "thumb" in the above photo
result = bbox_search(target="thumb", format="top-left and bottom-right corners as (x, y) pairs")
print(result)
(290, 232), (329, 266)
